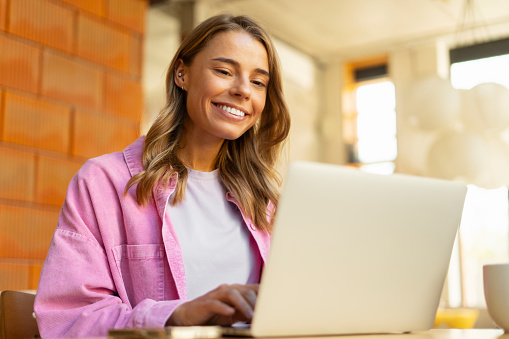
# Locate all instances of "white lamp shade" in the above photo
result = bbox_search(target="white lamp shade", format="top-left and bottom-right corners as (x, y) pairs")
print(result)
(427, 131), (509, 188)
(460, 83), (509, 134)
(397, 127), (437, 175)
(427, 131), (488, 183)
(476, 138), (509, 189)
(404, 76), (461, 130)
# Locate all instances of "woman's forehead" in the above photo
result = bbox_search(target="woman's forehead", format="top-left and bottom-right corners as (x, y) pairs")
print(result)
(200, 31), (269, 68)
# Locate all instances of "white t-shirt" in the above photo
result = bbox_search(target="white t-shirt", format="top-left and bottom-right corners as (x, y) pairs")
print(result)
(169, 168), (261, 300)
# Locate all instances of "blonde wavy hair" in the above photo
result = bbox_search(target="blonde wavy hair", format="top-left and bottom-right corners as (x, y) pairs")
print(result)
(126, 14), (291, 232)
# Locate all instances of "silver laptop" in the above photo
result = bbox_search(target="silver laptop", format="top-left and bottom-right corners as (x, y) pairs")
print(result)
(224, 161), (467, 337)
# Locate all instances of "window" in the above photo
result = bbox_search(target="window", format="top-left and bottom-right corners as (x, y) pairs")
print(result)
(451, 54), (509, 90)
(447, 40), (509, 308)
(343, 58), (397, 175)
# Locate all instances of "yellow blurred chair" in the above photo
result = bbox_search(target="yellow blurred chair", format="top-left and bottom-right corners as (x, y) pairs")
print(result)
(0, 290), (40, 339)
(434, 308), (480, 329)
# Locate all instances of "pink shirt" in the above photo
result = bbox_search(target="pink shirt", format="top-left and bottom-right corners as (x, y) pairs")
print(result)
(34, 136), (271, 338)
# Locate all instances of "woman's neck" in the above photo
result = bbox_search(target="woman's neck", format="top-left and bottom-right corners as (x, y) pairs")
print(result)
(177, 138), (224, 172)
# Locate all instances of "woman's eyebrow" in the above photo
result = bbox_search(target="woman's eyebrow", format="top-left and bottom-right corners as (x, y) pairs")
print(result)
(212, 57), (270, 77)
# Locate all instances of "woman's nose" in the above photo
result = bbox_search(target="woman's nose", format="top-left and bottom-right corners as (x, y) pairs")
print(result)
(229, 76), (251, 99)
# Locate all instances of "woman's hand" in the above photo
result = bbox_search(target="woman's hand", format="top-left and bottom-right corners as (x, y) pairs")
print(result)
(166, 284), (259, 326)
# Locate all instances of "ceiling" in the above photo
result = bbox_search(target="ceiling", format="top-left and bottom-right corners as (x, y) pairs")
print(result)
(156, 0), (509, 62)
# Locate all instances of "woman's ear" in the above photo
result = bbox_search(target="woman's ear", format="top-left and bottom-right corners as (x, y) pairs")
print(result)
(174, 59), (186, 91)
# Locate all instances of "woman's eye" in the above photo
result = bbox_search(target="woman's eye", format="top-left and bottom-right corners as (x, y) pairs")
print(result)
(215, 69), (230, 76)
(252, 80), (267, 88)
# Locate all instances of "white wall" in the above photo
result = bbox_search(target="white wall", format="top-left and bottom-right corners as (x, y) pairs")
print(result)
(273, 39), (321, 163)
(390, 40), (451, 175)
(142, 9), (181, 135)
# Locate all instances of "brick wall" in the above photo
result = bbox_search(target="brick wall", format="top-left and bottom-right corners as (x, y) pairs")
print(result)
(0, 0), (146, 291)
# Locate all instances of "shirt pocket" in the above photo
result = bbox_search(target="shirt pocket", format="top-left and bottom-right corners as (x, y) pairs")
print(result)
(112, 244), (166, 306)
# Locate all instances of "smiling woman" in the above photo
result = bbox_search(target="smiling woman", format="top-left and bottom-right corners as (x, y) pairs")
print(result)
(33, 14), (291, 338)
(175, 30), (269, 149)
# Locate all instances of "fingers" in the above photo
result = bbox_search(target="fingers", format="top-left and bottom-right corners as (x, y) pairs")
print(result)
(242, 286), (257, 309)
(168, 284), (260, 326)
(203, 299), (236, 317)
(214, 284), (258, 320)
(167, 299), (235, 326)
(244, 284), (260, 294)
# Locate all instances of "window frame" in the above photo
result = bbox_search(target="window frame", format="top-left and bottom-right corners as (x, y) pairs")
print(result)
(342, 56), (397, 171)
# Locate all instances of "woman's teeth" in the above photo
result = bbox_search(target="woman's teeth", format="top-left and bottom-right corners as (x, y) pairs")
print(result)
(217, 104), (245, 117)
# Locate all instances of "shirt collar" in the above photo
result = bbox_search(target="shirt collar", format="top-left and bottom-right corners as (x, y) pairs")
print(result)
(123, 136), (145, 177)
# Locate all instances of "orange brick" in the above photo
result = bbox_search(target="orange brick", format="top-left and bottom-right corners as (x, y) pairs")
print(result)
(0, 89), (3, 136)
(107, 0), (147, 33)
(0, 204), (58, 259)
(104, 74), (142, 122)
(72, 109), (139, 158)
(0, 147), (36, 202)
(60, 0), (105, 17)
(29, 263), (43, 289)
(0, 0), (7, 31)
(77, 15), (130, 72)
(9, 0), (74, 53)
(0, 33), (41, 93)
(41, 50), (103, 110)
(0, 262), (30, 290)
(3, 91), (71, 153)
(35, 155), (81, 206)
(130, 35), (142, 77)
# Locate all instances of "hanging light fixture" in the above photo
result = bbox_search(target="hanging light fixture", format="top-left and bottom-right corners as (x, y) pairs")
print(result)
(453, 0), (491, 48)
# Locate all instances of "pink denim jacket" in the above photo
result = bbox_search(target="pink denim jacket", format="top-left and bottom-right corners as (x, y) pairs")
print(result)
(34, 136), (271, 338)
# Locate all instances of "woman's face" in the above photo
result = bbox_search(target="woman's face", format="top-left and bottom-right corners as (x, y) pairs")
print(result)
(178, 31), (269, 144)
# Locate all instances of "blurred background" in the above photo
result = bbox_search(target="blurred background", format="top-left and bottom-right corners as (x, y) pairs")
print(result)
(1, 0), (509, 327)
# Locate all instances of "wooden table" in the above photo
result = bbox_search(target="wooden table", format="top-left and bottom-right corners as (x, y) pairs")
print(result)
(103, 329), (506, 339)
(318, 329), (506, 339)
(405, 329), (505, 339)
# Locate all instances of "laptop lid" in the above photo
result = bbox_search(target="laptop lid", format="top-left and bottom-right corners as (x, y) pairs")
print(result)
(250, 161), (467, 337)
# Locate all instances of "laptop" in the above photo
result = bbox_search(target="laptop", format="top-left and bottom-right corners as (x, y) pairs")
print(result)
(223, 161), (467, 337)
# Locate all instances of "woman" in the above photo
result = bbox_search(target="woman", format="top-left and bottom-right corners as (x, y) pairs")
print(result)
(34, 14), (290, 338)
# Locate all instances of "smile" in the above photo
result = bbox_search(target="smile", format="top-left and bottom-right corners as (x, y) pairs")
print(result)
(214, 103), (246, 117)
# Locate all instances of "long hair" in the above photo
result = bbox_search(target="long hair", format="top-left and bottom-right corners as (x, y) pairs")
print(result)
(125, 14), (291, 232)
